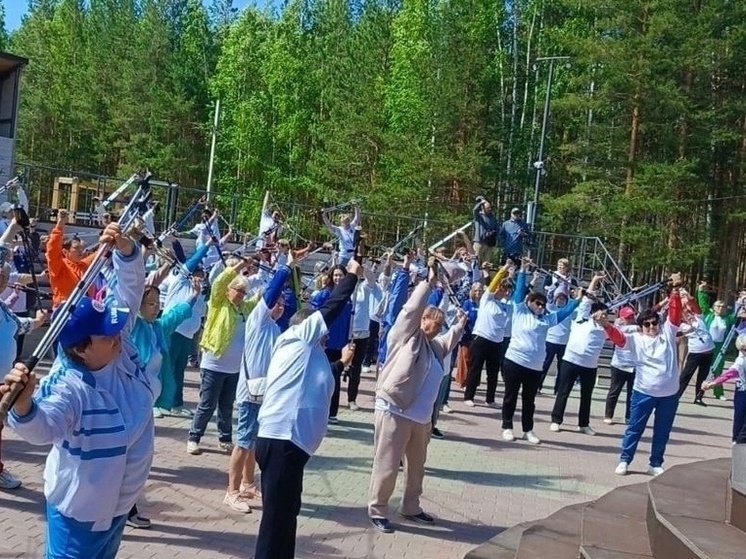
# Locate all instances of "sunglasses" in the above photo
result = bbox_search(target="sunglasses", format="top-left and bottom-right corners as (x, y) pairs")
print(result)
(642, 320), (659, 328)
(532, 301), (546, 308)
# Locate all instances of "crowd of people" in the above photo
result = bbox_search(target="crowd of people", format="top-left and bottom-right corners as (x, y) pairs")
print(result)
(0, 186), (744, 558)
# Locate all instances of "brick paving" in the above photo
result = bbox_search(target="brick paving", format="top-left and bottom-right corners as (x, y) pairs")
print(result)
(0, 358), (736, 559)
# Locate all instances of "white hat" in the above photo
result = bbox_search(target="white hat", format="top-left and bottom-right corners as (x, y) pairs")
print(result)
(0, 202), (13, 213)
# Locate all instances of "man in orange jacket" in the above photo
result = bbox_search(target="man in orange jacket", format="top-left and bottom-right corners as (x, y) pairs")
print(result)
(47, 209), (97, 308)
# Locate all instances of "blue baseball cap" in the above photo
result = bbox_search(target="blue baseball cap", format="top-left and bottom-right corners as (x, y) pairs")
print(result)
(56, 297), (130, 348)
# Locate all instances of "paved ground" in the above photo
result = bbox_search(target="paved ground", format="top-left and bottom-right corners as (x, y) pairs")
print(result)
(0, 358), (735, 559)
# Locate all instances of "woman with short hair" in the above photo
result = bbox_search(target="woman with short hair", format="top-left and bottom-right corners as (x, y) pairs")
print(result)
(187, 259), (257, 455)
(600, 274), (683, 476)
(500, 259), (579, 444)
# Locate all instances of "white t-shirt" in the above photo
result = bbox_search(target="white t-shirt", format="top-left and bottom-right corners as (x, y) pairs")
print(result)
(163, 274), (206, 338)
(257, 312), (334, 456)
(731, 355), (746, 391)
(257, 211), (280, 249)
(199, 313), (246, 374)
(546, 303), (572, 345)
(505, 303), (559, 371)
(709, 315), (728, 343)
(472, 292), (509, 343)
(563, 299), (608, 369)
(683, 317), (715, 354)
(626, 320), (680, 397)
(330, 224), (357, 254)
(611, 323), (639, 372)
(375, 346), (444, 424)
(236, 299), (280, 403)
(351, 281), (372, 335)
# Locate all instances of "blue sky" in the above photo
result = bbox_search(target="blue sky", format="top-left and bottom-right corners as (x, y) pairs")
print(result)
(3, 1), (258, 32)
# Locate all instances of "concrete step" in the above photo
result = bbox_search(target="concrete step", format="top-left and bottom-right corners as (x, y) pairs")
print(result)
(514, 503), (584, 559)
(579, 482), (652, 559)
(647, 457), (746, 559)
(729, 444), (746, 532)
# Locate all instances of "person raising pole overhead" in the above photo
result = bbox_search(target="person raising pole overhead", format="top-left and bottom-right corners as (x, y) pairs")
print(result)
(472, 196), (498, 265)
(322, 202), (361, 266)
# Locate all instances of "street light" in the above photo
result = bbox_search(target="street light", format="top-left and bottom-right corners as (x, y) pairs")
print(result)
(527, 56), (570, 230)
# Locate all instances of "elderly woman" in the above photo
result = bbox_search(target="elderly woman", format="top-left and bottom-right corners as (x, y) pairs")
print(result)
(187, 257), (256, 455)
(368, 260), (466, 533)
(501, 259), (579, 444)
(600, 274), (683, 476)
(697, 282), (746, 401)
(2, 222), (147, 558)
(463, 263), (512, 407)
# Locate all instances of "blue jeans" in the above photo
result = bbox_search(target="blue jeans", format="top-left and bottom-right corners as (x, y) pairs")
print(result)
(46, 504), (127, 559)
(188, 369), (239, 443)
(620, 390), (679, 468)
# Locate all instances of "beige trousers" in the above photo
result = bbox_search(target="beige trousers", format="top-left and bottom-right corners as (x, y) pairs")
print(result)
(368, 409), (432, 519)
(473, 242), (493, 265)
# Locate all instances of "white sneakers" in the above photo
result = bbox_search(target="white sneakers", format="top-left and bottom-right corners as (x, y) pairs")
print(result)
(549, 423), (561, 432)
(647, 465), (664, 477)
(223, 490), (252, 513)
(441, 404), (453, 414)
(349, 401), (360, 411)
(577, 426), (596, 436)
(614, 462), (664, 476)
(186, 441), (201, 455)
(603, 418), (614, 425)
(464, 400), (475, 407)
(501, 429), (540, 444)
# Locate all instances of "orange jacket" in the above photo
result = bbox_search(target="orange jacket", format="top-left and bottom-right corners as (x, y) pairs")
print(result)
(47, 223), (97, 308)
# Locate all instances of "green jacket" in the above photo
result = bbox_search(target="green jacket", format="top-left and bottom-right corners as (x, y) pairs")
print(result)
(200, 267), (257, 356)
(697, 288), (736, 332)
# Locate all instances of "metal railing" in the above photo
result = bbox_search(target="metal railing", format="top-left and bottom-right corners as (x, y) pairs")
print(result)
(533, 231), (633, 301)
(10, 162), (469, 253)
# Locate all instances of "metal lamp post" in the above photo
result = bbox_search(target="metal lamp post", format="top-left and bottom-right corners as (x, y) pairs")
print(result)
(528, 56), (570, 230)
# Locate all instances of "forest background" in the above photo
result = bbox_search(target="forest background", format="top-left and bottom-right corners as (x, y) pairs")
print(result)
(1, 0), (746, 293)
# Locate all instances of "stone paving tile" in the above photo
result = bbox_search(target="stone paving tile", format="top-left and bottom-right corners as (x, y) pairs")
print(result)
(0, 362), (736, 559)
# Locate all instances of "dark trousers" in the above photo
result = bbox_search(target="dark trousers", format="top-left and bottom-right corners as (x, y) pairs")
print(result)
(188, 369), (239, 443)
(347, 337), (368, 403)
(464, 336), (502, 403)
(364, 321), (380, 366)
(678, 351), (713, 400)
(497, 337), (509, 377)
(501, 358), (542, 432)
(255, 438), (310, 559)
(540, 342), (566, 393)
(733, 390), (746, 442)
(551, 360), (597, 427)
(326, 348), (342, 418)
(605, 367), (635, 421)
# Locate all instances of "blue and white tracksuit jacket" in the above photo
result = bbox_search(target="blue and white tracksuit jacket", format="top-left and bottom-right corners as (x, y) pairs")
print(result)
(7, 245), (155, 532)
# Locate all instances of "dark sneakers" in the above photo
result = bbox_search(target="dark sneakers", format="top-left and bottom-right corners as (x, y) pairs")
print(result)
(401, 511), (435, 524)
(431, 427), (445, 439)
(370, 517), (394, 533)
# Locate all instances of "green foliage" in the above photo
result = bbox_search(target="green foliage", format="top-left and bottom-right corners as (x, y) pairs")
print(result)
(6, 0), (746, 290)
